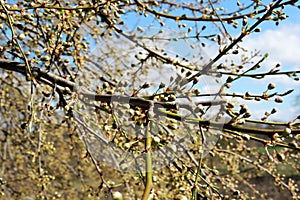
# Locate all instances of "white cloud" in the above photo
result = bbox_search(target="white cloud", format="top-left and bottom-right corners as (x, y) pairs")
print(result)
(243, 23), (300, 67)
(188, 23), (300, 121)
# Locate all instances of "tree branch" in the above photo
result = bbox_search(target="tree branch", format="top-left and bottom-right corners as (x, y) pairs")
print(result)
(134, 0), (294, 22)
(0, 59), (224, 109)
(1, 59), (299, 142)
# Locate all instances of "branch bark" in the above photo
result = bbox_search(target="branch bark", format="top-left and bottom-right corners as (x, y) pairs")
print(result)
(1, 59), (299, 141)
(0, 59), (224, 110)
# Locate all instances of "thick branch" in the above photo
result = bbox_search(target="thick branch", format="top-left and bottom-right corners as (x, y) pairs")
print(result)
(159, 109), (300, 138)
(1, 59), (299, 139)
(0, 59), (223, 110)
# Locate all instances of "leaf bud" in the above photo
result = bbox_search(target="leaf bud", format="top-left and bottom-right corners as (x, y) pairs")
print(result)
(103, 82), (110, 89)
(245, 91), (251, 97)
(265, 111), (270, 116)
(226, 102), (234, 109)
(242, 16), (248, 26)
(239, 104), (248, 114)
(277, 152), (285, 162)
(275, 97), (283, 103)
(168, 94), (176, 101)
(289, 141), (298, 148)
(282, 127), (291, 137)
(193, 88), (200, 95)
(271, 107), (278, 114)
(225, 83), (231, 88)
(159, 82), (166, 89)
(242, 134), (250, 140)
(226, 76), (234, 83)
(193, 77), (199, 84)
(243, 112), (251, 118)
(41, 55), (50, 61)
(141, 82), (150, 89)
(254, 28), (261, 32)
(268, 83), (276, 90)
(18, 33), (26, 40)
(112, 191), (123, 200)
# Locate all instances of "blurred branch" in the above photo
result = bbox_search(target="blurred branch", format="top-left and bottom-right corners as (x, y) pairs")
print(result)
(216, 148), (292, 194)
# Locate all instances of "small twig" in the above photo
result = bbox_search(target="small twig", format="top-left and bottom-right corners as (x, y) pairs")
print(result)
(1, 59), (300, 141)
(217, 70), (300, 78)
(182, 0), (283, 86)
(76, 125), (111, 192)
(134, 0), (293, 22)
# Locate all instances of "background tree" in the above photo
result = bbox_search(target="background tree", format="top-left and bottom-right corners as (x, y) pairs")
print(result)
(0, 0), (300, 199)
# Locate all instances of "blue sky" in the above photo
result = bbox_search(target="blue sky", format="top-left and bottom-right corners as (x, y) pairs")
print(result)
(100, 1), (300, 121)
(5, 0), (299, 122)
(221, 2), (300, 121)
